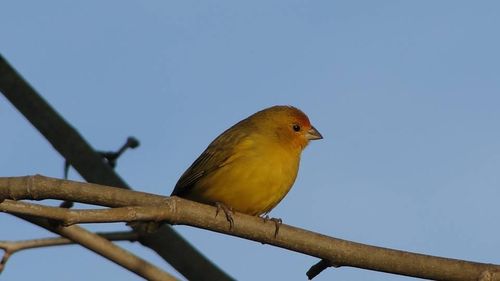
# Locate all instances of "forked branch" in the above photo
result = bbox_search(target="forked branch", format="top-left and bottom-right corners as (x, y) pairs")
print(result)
(0, 231), (138, 274)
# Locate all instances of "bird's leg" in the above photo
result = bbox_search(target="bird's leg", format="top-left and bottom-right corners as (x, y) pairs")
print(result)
(270, 218), (282, 237)
(261, 215), (282, 237)
(215, 202), (234, 230)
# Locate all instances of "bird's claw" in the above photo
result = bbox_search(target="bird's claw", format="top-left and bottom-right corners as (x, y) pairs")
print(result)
(261, 215), (282, 237)
(215, 202), (234, 230)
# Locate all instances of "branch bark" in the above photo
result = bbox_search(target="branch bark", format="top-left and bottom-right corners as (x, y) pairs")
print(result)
(2, 175), (500, 281)
(0, 54), (233, 281)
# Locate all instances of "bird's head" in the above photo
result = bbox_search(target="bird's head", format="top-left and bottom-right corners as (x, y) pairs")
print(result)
(250, 105), (323, 151)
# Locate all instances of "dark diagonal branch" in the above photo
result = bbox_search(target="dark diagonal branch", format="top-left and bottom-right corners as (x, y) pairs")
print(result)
(0, 54), (233, 281)
(2, 175), (500, 281)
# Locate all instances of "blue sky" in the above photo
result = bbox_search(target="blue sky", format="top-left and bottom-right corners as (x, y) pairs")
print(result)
(1, 1), (500, 280)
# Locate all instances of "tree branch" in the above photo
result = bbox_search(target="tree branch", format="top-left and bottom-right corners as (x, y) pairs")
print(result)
(49, 225), (178, 281)
(1, 175), (500, 281)
(0, 54), (233, 281)
(7, 213), (178, 281)
(0, 231), (138, 273)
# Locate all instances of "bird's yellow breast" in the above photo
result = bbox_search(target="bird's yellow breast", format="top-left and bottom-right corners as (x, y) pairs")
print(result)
(185, 136), (301, 215)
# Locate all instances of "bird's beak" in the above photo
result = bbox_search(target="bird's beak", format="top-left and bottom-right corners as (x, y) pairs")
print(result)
(306, 126), (323, 140)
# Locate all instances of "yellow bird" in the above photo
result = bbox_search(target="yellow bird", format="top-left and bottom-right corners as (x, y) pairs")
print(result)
(171, 105), (322, 216)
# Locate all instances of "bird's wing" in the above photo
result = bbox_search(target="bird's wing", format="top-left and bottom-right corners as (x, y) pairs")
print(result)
(171, 128), (250, 196)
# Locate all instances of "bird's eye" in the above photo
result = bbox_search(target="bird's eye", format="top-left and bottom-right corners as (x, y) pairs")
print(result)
(292, 124), (301, 132)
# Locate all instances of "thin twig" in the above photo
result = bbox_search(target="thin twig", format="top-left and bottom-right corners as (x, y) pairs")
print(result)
(10, 214), (178, 281)
(306, 259), (336, 280)
(0, 231), (138, 273)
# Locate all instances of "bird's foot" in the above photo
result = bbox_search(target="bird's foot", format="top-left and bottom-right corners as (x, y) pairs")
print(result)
(215, 202), (234, 230)
(261, 215), (283, 237)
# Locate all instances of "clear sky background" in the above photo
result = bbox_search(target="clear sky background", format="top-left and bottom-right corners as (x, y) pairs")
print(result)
(1, 1), (500, 281)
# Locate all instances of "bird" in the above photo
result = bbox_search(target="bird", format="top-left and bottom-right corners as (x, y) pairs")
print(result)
(171, 105), (322, 219)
